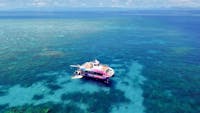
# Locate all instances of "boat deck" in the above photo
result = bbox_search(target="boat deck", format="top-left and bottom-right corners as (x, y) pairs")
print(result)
(81, 62), (110, 73)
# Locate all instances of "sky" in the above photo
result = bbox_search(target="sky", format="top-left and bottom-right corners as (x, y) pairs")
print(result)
(0, 0), (200, 10)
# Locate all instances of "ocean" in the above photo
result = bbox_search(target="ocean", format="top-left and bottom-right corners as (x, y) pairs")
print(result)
(0, 10), (199, 113)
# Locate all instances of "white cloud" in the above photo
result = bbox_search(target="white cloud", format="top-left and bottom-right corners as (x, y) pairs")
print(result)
(125, 0), (134, 7)
(0, 0), (200, 10)
(32, 0), (48, 7)
(168, 0), (200, 7)
(81, 2), (87, 7)
(0, 2), (6, 7)
(98, 2), (103, 7)
(111, 0), (133, 8)
(111, 0), (119, 7)
(0, 3), (5, 7)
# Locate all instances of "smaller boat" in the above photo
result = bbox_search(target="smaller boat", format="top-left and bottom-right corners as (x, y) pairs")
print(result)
(70, 59), (114, 83)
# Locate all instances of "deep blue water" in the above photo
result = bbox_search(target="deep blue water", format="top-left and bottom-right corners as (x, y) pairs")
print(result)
(0, 11), (200, 113)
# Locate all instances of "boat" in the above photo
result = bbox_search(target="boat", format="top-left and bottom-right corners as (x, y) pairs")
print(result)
(70, 59), (115, 83)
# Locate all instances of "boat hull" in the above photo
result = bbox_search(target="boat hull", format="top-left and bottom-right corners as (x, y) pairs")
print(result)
(84, 73), (108, 80)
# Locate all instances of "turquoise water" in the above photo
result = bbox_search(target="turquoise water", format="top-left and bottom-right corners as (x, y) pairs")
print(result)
(0, 11), (200, 113)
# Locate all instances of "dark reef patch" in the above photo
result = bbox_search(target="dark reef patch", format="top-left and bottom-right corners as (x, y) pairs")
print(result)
(0, 90), (8, 96)
(46, 83), (62, 91)
(142, 61), (200, 113)
(32, 94), (44, 100)
(0, 104), (9, 112)
(2, 102), (85, 113)
(61, 88), (130, 113)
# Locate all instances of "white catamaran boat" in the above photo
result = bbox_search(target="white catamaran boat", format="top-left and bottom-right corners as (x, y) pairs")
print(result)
(70, 59), (115, 83)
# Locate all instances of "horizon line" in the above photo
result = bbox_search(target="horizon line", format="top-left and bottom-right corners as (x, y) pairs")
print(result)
(1, 7), (200, 12)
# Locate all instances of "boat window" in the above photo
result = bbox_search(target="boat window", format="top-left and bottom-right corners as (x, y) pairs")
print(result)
(93, 72), (103, 76)
(85, 71), (103, 76)
(106, 69), (110, 73)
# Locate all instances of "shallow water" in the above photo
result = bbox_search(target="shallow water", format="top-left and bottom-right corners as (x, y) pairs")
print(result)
(0, 11), (200, 113)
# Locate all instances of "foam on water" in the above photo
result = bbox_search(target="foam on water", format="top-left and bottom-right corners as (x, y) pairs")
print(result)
(111, 61), (146, 113)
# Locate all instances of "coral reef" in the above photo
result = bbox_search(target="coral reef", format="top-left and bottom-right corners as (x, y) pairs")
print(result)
(32, 94), (44, 100)
(61, 89), (130, 113)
